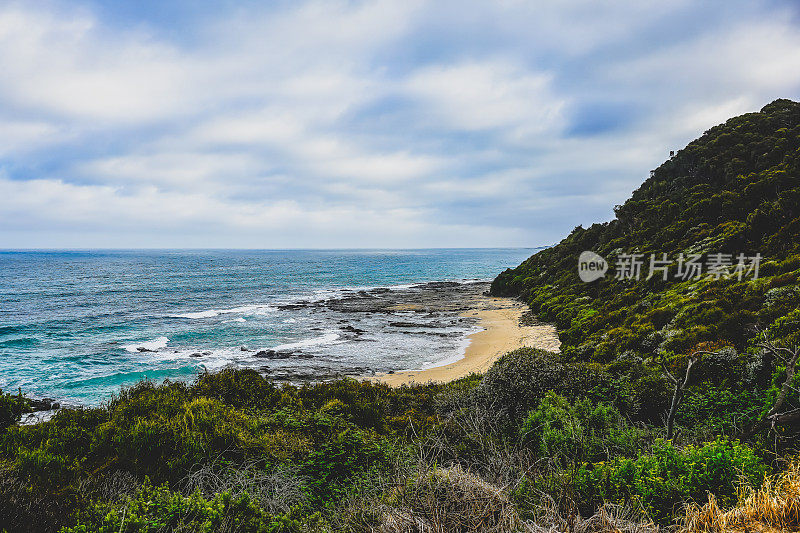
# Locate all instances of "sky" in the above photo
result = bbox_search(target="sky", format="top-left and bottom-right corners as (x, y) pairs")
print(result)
(0, 0), (799, 249)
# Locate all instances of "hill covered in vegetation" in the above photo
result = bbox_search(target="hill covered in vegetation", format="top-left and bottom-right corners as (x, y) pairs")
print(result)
(492, 99), (800, 361)
(1, 101), (800, 532)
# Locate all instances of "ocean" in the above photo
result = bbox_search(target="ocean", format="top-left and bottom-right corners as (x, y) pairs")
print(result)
(0, 249), (536, 405)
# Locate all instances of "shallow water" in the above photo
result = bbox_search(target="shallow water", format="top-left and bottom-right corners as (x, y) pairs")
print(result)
(0, 248), (537, 404)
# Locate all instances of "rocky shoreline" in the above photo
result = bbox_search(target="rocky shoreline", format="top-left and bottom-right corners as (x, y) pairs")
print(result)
(19, 280), (496, 411)
(244, 280), (491, 382)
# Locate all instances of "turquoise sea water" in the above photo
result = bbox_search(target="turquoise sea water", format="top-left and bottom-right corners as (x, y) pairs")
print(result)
(0, 249), (536, 405)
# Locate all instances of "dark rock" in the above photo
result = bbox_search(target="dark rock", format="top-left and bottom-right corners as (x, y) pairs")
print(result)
(136, 347), (156, 352)
(28, 398), (59, 411)
(341, 325), (365, 334)
(190, 352), (203, 357)
(416, 281), (461, 290)
(276, 303), (307, 310)
(254, 349), (305, 359)
(389, 321), (445, 328)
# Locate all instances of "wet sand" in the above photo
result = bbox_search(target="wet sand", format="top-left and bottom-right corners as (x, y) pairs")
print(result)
(366, 295), (560, 386)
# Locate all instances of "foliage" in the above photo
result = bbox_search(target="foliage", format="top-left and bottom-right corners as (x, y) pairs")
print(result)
(520, 392), (648, 465)
(572, 438), (768, 524)
(63, 479), (303, 533)
(682, 459), (800, 532)
(0, 371), (444, 532)
(475, 348), (671, 427)
(0, 389), (22, 432)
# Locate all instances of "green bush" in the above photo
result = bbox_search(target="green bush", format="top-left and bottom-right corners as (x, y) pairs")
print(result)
(476, 348), (654, 428)
(192, 368), (283, 411)
(63, 479), (297, 533)
(677, 387), (762, 435)
(0, 389), (21, 432)
(477, 348), (567, 426)
(95, 396), (307, 481)
(520, 392), (647, 465)
(572, 437), (768, 523)
(302, 422), (394, 505)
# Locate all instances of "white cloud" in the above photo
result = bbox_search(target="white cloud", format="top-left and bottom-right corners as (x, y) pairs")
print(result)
(0, 118), (67, 156)
(77, 151), (266, 189)
(0, 5), (201, 123)
(405, 61), (566, 136)
(0, 174), (524, 248)
(0, 0), (798, 248)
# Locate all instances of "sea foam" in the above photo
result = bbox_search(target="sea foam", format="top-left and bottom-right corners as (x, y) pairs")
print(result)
(171, 304), (274, 319)
(272, 333), (340, 351)
(123, 336), (170, 353)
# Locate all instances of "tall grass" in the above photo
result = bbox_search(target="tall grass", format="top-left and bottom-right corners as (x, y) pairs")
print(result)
(682, 460), (800, 532)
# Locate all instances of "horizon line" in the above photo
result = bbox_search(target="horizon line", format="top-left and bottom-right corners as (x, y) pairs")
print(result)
(0, 246), (549, 252)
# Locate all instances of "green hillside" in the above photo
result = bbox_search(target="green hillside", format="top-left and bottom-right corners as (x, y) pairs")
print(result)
(492, 98), (800, 361)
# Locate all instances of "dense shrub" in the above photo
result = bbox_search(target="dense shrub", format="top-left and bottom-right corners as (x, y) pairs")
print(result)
(0, 389), (21, 432)
(63, 479), (300, 533)
(677, 387), (763, 435)
(303, 422), (395, 505)
(475, 348), (667, 427)
(520, 393), (648, 465)
(295, 378), (444, 435)
(476, 348), (567, 426)
(193, 368), (283, 411)
(94, 395), (298, 481)
(571, 437), (768, 523)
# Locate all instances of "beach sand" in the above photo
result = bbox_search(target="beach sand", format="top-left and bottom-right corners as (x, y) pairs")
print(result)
(366, 295), (561, 386)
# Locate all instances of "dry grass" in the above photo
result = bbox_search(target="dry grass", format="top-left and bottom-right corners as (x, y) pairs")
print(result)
(367, 464), (662, 533)
(682, 461), (800, 532)
(527, 495), (660, 533)
(178, 459), (307, 515)
(378, 464), (524, 532)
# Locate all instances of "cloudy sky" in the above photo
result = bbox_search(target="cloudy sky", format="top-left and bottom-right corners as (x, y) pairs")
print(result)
(1, 0), (799, 248)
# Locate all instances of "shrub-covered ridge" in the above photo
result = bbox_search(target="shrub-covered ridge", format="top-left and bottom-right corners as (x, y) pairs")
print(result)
(492, 99), (800, 362)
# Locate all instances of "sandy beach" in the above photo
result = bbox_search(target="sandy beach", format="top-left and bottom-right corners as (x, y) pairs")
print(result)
(366, 294), (561, 386)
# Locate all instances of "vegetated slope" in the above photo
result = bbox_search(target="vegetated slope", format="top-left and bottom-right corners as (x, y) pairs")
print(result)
(492, 99), (800, 362)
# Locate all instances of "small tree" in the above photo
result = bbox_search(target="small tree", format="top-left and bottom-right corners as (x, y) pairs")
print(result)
(658, 342), (733, 439)
(659, 352), (699, 440)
